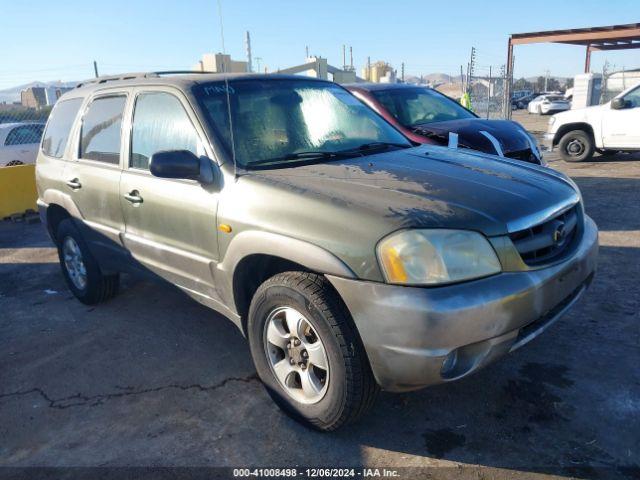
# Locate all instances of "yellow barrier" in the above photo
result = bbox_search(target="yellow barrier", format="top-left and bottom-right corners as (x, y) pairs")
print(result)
(0, 165), (38, 218)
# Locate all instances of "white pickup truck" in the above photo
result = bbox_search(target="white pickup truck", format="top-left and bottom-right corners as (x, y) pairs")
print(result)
(544, 83), (640, 162)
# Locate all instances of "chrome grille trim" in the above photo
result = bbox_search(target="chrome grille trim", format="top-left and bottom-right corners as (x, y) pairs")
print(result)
(507, 195), (579, 234)
(509, 204), (581, 266)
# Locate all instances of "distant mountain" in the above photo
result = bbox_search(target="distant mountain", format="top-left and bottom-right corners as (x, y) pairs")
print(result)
(424, 73), (453, 84)
(0, 80), (77, 104)
(403, 73), (456, 86)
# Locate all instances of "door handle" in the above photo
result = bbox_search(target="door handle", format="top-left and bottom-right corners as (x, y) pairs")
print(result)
(124, 190), (143, 205)
(66, 178), (82, 190)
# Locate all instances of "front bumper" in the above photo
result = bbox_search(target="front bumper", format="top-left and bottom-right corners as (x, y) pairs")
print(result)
(542, 132), (556, 151)
(327, 216), (598, 392)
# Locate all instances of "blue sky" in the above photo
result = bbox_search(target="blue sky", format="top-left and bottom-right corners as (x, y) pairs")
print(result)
(2, 0), (638, 89)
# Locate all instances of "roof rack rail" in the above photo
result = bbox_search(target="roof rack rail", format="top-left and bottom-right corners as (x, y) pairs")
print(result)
(75, 70), (216, 88)
(149, 70), (215, 76)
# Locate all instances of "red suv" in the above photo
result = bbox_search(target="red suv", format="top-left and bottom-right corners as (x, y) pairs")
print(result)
(346, 83), (544, 165)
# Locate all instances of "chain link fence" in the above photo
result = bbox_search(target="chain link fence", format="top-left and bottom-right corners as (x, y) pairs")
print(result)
(0, 85), (64, 167)
(467, 72), (509, 120)
(601, 69), (640, 104)
(0, 108), (51, 167)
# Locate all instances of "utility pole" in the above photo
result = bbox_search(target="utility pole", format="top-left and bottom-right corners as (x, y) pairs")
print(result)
(544, 69), (550, 92)
(499, 64), (506, 117)
(466, 62), (470, 92)
(460, 65), (465, 94)
(255, 57), (262, 74)
(367, 56), (371, 81)
(93, 60), (99, 78)
(468, 46), (476, 93)
(305, 46), (309, 58)
(469, 47), (476, 78)
(487, 66), (492, 119)
(349, 46), (354, 71)
(401, 62), (405, 83)
(245, 31), (253, 73)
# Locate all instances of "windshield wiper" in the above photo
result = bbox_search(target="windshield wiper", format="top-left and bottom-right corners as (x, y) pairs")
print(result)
(333, 142), (412, 156)
(352, 141), (411, 151)
(247, 143), (411, 169)
(247, 150), (357, 168)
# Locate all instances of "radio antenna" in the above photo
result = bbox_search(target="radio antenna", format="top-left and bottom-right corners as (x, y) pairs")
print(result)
(217, 0), (238, 178)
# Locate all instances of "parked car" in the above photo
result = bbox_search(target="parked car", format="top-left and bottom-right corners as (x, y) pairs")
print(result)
(513, 92), (541, 110)
(346, 83), (543, 165)
(37, 73), (598, 430)
(544, 82), (640, 161)
(528, 94), (571, 115)
(0, 122), (45, 166)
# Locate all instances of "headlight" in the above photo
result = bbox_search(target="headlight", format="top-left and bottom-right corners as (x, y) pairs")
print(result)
(377, 229), (501, 285)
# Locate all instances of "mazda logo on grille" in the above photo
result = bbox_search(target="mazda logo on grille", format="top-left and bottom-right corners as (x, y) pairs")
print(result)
(553, 222), (567, 243)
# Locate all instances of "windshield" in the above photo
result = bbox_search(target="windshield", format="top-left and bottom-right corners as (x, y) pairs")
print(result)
(371, 87), (476, 127)
(194, 79), (410, 168)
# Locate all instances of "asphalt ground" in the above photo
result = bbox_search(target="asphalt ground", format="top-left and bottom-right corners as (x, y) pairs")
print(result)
(1, 111), (639, 479)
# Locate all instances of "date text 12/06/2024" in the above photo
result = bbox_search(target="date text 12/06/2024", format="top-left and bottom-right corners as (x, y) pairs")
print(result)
(233, 468), (400, 478)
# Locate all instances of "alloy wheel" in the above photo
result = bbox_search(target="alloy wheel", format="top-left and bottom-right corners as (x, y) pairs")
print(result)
(263, 306), (329, 404)
(566, 138), (586, 158)
(62, 237), (87, 290)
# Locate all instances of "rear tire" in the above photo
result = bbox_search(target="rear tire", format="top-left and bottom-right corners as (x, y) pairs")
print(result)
(55, 219), (120, 305)
(558, 129), (594, 162)
(247, 272), (378, 431)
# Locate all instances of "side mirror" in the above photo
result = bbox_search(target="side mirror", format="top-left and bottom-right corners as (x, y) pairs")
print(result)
(149, 150), (214, 184)
(611, 98), (627, 110)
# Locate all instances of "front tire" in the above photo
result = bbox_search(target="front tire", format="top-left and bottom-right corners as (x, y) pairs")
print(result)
(247, 272), (378, 431)
(56, 219), (120, 305)
(558, 129), (594, 162)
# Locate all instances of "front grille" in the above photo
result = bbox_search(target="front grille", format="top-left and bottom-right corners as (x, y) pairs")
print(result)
(509, 205), (580, 266)
(505, 148), (538, 164)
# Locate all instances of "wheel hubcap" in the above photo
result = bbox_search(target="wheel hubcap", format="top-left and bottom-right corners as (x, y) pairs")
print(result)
(264, 306), (329, 404)
(566, 138), (585, 157)
(62, 237), (87, 290)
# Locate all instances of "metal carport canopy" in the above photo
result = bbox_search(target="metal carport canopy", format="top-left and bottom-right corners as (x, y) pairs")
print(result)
(504, 23), (640, 117)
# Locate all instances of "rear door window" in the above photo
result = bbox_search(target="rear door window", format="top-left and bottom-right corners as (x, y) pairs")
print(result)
(41, 98), (83, 158)
(80, 95), (127, 164)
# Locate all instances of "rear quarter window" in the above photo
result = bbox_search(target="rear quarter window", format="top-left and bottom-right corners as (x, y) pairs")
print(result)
(42, 98), (84, 158)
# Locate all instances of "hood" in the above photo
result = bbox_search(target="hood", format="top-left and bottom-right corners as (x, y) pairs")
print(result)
(246, 145), (579, 238)
(553, 103), (605, 123)
(411, 118), (535, 158)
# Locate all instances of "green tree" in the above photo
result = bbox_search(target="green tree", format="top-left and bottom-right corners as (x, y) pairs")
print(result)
(513, 77), (532, 91)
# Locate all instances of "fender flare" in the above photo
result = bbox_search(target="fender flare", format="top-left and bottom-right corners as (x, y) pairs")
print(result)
(41, 189), (84, 220)
(214, 230), (357, 311)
